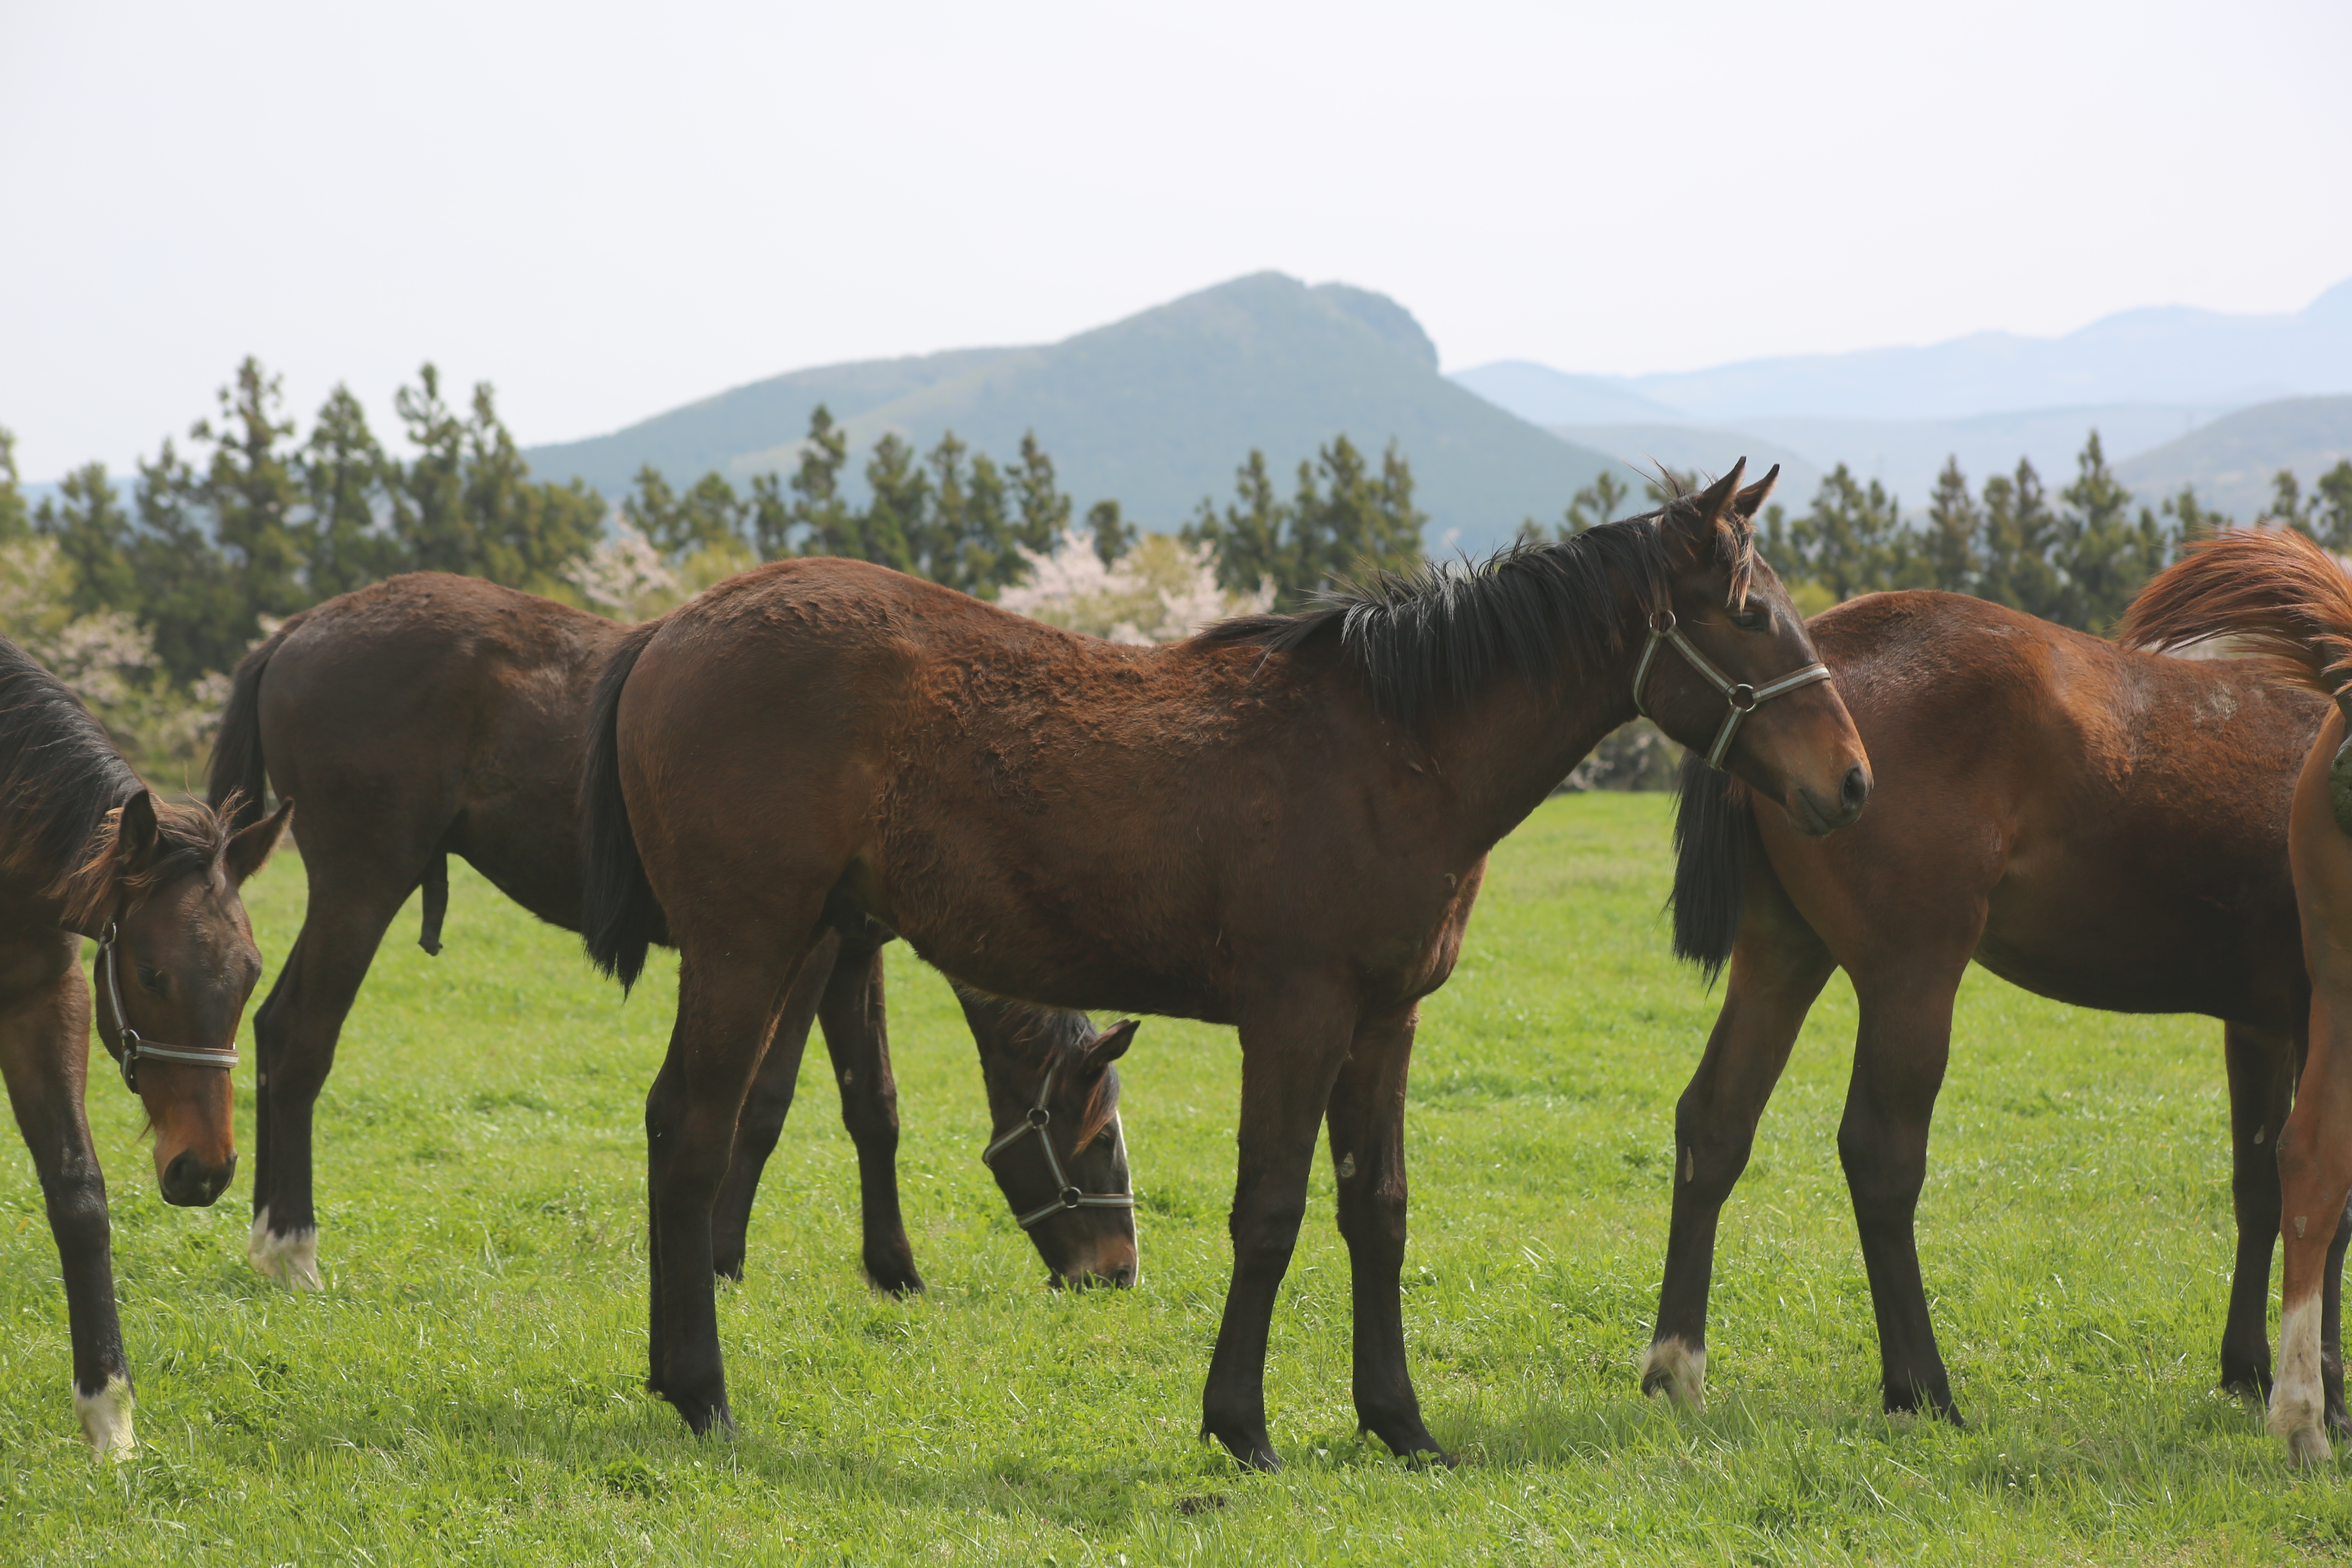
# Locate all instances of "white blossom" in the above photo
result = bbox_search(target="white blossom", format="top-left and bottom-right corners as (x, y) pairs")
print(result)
(565, 522), (679, 620)
(1000, 529), (1270, 645)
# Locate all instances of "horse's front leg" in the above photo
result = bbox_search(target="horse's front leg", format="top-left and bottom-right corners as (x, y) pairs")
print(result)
(810, 928), (922, 1294)
(647, 941), (805, 1434)
(1201, 980), (1356, 1472)
(1325, 1002), (1445, 1463)
(1647, 887), (1833, 1410)
(0, 941), (134, 1458)
(2218, 1022), (2296, 1404)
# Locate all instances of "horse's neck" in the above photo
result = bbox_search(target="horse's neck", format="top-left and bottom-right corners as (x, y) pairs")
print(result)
(1426, 633), (1645, 851)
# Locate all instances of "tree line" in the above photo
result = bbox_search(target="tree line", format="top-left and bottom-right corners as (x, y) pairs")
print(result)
(1540, 433), (2352, 635)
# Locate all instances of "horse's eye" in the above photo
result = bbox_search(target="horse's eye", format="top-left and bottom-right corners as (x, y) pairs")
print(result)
(1731, 608), (1769, 633)
(135, 964), (167, 995)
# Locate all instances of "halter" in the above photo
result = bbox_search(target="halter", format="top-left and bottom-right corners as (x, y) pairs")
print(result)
(1633, 607), (1833, 771)
(980, 1058), (1136, 1230)
(92, 920), (239, 1093)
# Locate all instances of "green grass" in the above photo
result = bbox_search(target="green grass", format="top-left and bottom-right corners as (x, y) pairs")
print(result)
(3, 794), (2347, 1564)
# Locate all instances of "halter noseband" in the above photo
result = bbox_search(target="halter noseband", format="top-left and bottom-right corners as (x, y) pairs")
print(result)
(1632, 607), (1833, 771)
(980, 1058), (1135, 1230)
(93, 920), (238, 1093)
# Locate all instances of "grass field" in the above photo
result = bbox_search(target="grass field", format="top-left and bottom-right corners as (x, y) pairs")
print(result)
(4, 793), (2350, 1564)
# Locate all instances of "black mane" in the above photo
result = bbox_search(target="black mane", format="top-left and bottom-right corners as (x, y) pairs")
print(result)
(0, 633), (229, 922)
(1200, 499), (1753, 723)
(0, 635), (145, 893)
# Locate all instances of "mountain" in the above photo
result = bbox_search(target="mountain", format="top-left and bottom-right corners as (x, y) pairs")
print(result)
(1450, 362), (1683, 425)
(1543, 424), (1824, 506)
(1452, 275), (2352, 425)
(526, 274), (1623, 557)
(2114, 396), (2352, 521)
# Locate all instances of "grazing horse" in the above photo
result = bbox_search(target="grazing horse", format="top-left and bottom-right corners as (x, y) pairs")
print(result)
(1649, 590), (2332, 1434)
(2123, 526), (2352, 1464)
(581, 461), (1871, 1467)
(207, 573), (1139, 1293)
(0, 635), (287, 1455)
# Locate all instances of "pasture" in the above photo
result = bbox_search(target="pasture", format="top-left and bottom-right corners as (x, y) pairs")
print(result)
(3, 793), (2347, 1564)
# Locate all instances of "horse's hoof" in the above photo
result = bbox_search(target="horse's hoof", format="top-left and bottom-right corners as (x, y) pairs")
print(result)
(1639, 1338), (1707, 1409)
(247, 1211), (322, 1291)
(75, 1375), (136, 1461)
(1202, 1422), (1281, 1472)
(2286, 1424), (2334, 1468)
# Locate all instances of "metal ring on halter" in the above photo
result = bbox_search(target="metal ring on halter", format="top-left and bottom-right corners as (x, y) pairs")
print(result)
(1631, 606), (1833, 772)
(93, 919), (239, 1094)
(979, 1060), (1138, 1230)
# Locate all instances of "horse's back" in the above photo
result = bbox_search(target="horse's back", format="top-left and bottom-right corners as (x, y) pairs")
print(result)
(1785, 590), (2319, 1022)
(259, 573), (624, 923)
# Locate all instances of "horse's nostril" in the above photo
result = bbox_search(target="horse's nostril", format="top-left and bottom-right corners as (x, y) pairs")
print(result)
(1840, 764), (1870, 814)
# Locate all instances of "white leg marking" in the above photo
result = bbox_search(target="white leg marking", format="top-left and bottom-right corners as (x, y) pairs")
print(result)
(1641, 1336), (1708, 1409)
(75, 1374), (136, 1460)
(2270, 1296), (2332, 1465)
(247, 1206), (323, 1291)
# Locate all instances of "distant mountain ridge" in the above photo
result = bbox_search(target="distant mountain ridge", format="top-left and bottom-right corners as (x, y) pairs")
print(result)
(1454, 277), (2352, 424)
(526, 274), (1621, 557)
(2114, 397), (2352, 520)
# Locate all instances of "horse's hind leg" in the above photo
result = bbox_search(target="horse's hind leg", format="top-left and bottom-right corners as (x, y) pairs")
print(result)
(1325, 1002), (1444, 1463)
(647, 935), (812, 1433)
(0, 941), (134, 1457)
(808, 926), (923, 1294)
(1645, 884), (1833, 1409)
(1840, 965), (1967, 1422)
(710, 931), (840, 1283)
(247, 865), (411, 1289)
(2219, 1022), (2295, 1402)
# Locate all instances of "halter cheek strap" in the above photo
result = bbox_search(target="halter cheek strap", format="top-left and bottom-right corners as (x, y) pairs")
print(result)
(980, 1060), (1137, 1230)
(93, 921), (239, 1094)
(1633, 608), (1834, 771)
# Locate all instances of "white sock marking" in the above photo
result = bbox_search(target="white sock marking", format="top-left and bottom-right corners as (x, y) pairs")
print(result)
(1641, 1337), (1708, 1409)
(2270, 1295), (2332, 1465)
(75, 1374), (135, 1460)
(248, 1206), (323, 1291)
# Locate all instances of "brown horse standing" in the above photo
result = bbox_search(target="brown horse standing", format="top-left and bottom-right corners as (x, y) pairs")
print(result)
(2124, 526), (2352, 1464)
(581, 462), (1872, 1467)
(207, 573), (1138, 1294)
(0, 635), (287, 1455)
(1649, 590), (2333, 1433)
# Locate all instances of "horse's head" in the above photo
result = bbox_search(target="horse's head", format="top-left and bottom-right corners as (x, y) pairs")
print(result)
(1642, 461), (1871, 835)
(962, 989), (1139, 1289)
(82, 791), (290, 1206)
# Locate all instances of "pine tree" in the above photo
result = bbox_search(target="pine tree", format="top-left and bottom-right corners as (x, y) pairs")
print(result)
(1185, 450), (1288, 600)
(2308, 461), (2352, 552)
(392, 364), (472, 575)
(786, 405), (855, 559)
(1977, 459), (2068, 623)
(0, 427), (29, 544)
(1562, 471), (1630, 534)
(1922, 457), (1979, 594)
(301, 385), (403, 599)
(1088, 499), (1134, 567)
(128, 443), (246, 682)
(1011, 433), (1070, 555)
(193, 357), (308, 624)
(2160, 484), (2229, 544)
(2056, 430), (2164, 632)
(1791, 465), (1910, 601)
(34, 462), (139, 619)
(859, 433), (926, 573)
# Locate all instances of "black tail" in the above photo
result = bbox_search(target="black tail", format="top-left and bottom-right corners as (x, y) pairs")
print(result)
(206, 615), (303, 829)
(1667, 753), (1757, 982)
(581, 619), (668, 991)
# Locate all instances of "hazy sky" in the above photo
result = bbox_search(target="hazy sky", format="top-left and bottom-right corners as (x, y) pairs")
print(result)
(4, 0), (2348, 478)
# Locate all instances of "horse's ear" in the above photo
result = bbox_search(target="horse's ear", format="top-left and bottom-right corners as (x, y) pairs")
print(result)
(226, 797), (293, 886)
(1732, 463), (1780, 521)
(1667, 459), (1749, 552)
(118, 791), (162, 873)
(1082, 1018), (1139, 1077)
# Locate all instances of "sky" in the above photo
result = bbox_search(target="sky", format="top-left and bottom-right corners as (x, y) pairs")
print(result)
(3, 0), (2349, 479)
